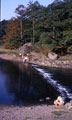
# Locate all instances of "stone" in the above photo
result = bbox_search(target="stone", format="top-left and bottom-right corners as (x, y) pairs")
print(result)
(70, 100), (72, 104)
(31, 52), (46, 59)
(45, 97), (50, 100)
(68, 106), (72, 110)
(65, 102), (72, 110)
(39, 99), (44, 102)
(48, 52), (58, 60)
(18, 43), (33, 56)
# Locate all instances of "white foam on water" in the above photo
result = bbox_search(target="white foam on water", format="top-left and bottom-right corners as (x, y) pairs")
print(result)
(32, 64), (72, 99)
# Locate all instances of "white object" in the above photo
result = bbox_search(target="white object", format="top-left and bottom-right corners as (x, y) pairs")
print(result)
(57, 96), (64, 103)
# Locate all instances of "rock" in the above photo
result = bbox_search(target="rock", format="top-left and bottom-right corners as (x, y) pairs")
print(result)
(68, 106), (72, 110)
(65, 102), (72, 110)
(39, 99), (44, 102)
(13, 54), (16, 57)
(48, 52), (58, 60)
(70, 100), (72, 104)
(65, 103), (72, 107)
(45, 97), (50, 100)
(31, 52), (46, 59)
(18, 43), (34, 56)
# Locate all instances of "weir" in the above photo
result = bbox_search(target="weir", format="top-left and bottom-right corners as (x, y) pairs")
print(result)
(32, 64), (72, 100)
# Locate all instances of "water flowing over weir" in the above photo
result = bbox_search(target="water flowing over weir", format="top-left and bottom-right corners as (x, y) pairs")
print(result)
(32, 64), (72, 100)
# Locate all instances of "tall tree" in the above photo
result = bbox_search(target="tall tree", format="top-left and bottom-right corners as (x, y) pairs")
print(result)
(26, 1), (43, 44)
(15, 5), (26, 40)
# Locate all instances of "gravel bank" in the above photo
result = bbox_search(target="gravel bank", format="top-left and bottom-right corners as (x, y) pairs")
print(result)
(0, 105), (72, 120)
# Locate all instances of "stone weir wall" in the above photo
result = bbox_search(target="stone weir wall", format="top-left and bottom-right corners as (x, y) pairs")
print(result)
(29, 52), (72, 69)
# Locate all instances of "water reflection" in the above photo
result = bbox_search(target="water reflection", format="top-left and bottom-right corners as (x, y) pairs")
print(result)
(0, 59), (58, 105)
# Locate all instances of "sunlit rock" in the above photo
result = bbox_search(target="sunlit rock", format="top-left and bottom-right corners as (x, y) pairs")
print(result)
(48, 52), (58, 60)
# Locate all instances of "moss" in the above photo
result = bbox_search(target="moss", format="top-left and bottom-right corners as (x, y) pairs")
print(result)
(52, 110), (67, 116)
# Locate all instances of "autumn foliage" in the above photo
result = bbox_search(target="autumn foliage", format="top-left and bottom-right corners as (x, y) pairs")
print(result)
(3, 18), (20, 49)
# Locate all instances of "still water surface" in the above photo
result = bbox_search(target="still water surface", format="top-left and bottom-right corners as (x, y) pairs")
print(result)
(0, 59), (72, 105)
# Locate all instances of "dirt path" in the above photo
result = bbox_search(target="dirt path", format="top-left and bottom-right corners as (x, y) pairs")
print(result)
(0, 105), (72, 120)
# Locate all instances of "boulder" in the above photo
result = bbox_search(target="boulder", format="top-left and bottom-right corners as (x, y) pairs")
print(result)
(65, 102), (72, 110)
(18, 43), (33, 56)
(70, 100), (72, 104)
(48, 52), (58, 60)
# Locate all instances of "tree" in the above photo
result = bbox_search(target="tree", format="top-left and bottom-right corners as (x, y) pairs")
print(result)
(15, 5), (26, 40)
(3, 18), (20, 49)
(0, 20), (8, 45)
(26, 1), (44, 44)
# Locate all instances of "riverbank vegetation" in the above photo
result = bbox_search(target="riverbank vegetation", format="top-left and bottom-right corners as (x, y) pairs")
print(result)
(0, 0), (72, 55)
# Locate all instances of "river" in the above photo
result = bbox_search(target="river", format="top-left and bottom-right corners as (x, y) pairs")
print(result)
(0, 59), (72, 106)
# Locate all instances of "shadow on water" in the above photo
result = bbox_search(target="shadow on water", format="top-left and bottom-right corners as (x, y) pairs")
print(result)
(0, 59), (58, 106)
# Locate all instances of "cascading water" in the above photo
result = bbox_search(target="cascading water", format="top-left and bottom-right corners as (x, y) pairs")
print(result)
(32, 64), (72, 100)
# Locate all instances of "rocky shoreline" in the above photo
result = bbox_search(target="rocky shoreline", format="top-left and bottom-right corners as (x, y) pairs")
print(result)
(30, 57), (72, 69)
(0, 51), (72, 69)
(29, 52), (72, 69)
(17, 43), (72, 69)
(0, 43), (72, 69)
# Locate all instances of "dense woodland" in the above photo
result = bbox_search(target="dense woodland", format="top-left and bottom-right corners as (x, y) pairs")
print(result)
(0, 0), (72, 54)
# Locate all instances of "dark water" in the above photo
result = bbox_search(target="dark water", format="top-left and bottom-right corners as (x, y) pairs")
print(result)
(0, 59), (72, 106)
(32, 65), (72, 100)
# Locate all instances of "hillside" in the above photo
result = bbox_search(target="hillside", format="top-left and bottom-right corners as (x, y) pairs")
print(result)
(0, 0), (72, 55)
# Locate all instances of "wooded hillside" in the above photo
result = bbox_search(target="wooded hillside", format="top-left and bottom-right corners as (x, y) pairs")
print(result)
(0, 0), (72, 54)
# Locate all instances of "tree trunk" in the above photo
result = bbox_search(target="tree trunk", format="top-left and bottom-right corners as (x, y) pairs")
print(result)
(33, 19), (35, 44)
(20, 17), (23, 40)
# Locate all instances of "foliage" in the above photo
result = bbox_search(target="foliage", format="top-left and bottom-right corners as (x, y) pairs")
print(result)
(0, 20), (8, 45)
(0, 0), (72, 53)
(40, 32), (52, 44)
(3, 18), (21, 49)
